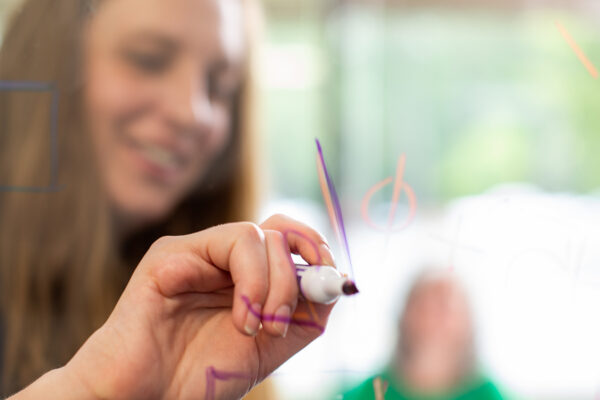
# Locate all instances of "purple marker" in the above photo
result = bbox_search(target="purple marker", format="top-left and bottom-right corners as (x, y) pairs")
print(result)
(295, 264), (359, 304)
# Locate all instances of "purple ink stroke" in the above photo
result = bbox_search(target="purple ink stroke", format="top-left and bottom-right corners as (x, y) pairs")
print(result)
(205, 366), (250, 400)
(315, 138), (355, 278)
(241, 295), (325, 333)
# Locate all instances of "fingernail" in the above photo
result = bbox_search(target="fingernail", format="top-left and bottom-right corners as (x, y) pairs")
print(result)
(244, 303), (262, 336)
(319, 243), (335, 266)
(273, 305), (291, 337)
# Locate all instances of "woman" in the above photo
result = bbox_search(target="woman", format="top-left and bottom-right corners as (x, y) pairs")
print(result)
(0, 0), (335, 397)
(341, 270), (504, 400)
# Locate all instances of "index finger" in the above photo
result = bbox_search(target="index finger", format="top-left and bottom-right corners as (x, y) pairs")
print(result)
(260, 214), (335, 266)
(146, 223), (270, 336)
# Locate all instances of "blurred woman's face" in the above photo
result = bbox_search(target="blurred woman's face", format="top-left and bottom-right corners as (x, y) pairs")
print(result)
(84, 0), (244, 230)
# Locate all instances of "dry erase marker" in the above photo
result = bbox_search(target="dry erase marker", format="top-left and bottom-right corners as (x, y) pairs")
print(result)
(295, 264), (359, 304)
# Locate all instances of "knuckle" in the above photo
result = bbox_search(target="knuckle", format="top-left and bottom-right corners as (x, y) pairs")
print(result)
(262, 213), (288, 226)
(146, 245), (185, 278)
(150, 235), (174, 251)
(271, 213), (287, 221)
(237, 222), (265, 243)
(265, 229), (285, 244)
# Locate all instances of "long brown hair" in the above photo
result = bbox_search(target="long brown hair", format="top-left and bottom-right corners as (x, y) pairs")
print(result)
(0, 0), (261, 394)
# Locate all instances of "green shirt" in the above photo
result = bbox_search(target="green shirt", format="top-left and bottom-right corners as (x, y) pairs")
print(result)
(340, 368), (505, 400)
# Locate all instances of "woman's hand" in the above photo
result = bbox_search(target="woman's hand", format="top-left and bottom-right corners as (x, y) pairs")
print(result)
(12, 215), (336, 400)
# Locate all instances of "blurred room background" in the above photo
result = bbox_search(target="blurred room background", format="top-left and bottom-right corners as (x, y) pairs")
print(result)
(2, 0), (600, 398)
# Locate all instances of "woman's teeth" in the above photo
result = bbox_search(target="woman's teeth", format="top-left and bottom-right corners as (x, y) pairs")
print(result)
(140, 144), (179, 169)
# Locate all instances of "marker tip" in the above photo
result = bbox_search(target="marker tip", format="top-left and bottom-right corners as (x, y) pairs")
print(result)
(342, 281), (359, 295)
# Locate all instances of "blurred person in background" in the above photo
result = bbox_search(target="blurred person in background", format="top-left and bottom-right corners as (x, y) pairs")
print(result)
(341, 270), (504, 400)
(0, 0), (336, 398)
